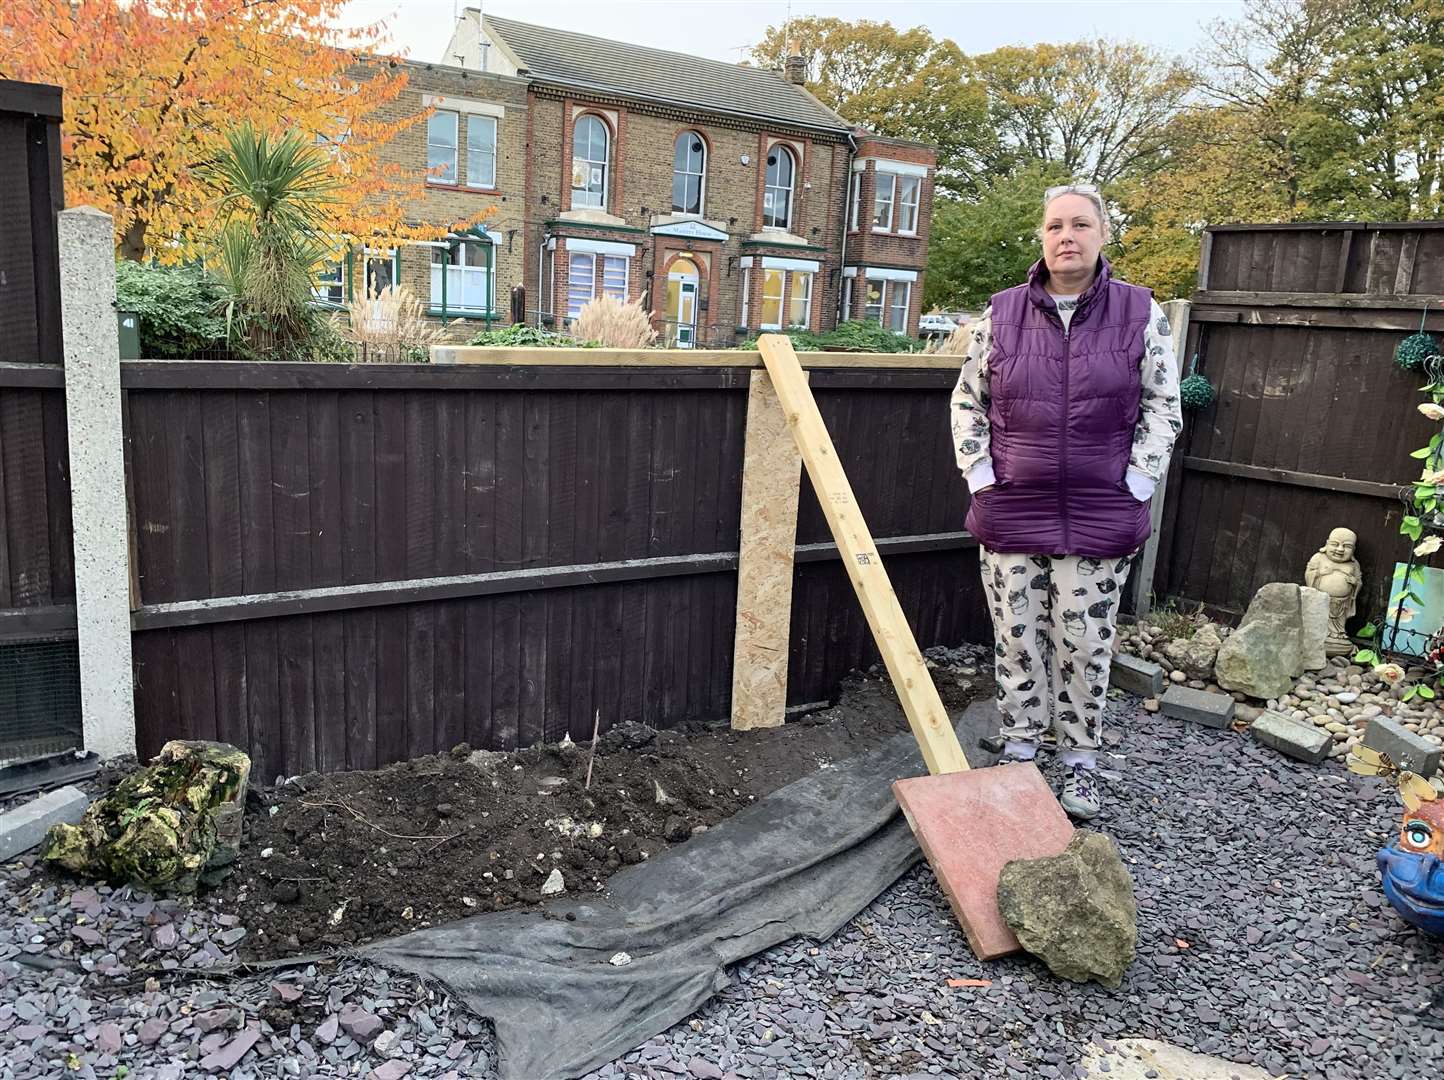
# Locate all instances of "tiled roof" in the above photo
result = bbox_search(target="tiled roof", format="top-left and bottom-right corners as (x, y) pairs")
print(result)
(484, 16), (851, 134)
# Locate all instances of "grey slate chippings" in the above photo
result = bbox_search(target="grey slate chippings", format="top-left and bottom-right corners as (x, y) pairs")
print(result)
(1, 641), (1440, 1079)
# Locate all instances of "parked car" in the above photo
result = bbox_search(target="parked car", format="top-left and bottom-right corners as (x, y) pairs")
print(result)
(918, 313), (959, 336)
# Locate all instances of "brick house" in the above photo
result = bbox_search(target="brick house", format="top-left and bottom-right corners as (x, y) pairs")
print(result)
(433, 13), (938, 344)
(318, 60), (529, 339)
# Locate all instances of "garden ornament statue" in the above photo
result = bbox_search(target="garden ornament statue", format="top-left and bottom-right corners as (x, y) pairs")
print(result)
(1350, 744), (1444, 938)
(1304, 528), (1362, 656)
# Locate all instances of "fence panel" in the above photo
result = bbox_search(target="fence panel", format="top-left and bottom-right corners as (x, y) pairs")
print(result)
(121, 362), (983, 777)
(1156, 222), (1444, 623)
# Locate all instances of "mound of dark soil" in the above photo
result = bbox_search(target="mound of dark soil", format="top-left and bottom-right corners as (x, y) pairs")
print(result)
(209, 665), (987, 959)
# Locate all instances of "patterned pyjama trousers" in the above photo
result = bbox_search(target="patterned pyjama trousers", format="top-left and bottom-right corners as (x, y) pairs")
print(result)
(979, 547), (1135, 753)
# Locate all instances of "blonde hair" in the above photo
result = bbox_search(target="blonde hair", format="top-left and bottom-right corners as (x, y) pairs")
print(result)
(1040, 184), (1110, 243)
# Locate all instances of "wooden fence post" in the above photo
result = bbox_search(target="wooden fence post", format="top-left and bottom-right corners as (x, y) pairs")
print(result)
(1130, 297), (1192, 620)
(730, 369), (805, 729)
(60, 206), (136, 760)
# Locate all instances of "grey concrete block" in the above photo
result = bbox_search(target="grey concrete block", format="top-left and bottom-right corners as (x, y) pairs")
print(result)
(1250, 712), (1331, 765)
(1111, 653), (1164, 698)
(0, 785), (90, 861)
(1160, 686), (1236, 729)
(1363, 716), (1441, 779)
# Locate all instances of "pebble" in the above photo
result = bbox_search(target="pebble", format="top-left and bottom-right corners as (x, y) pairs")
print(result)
(0, 639), (1435, 1080)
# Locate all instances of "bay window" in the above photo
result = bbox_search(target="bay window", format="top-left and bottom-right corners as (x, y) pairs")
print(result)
(897, 175), (921, 234)
(431, 238), (493, 315)
(864, 278), (884, 322)
(566, 250), (629, 318)
(888, 281), (911, 331)
(788, 271), (813, 328)
(872, 173), (895, 231)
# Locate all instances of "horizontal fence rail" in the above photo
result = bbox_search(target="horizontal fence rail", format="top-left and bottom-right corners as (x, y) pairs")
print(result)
(118, 351), (985, 780)
(1156, 222), (1441, 621)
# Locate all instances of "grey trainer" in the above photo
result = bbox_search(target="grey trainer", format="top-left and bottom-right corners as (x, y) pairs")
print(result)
(1060, 765), (1101, 820)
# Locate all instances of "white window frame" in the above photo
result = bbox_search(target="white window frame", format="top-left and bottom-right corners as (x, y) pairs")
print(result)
(763, 145), (795, 231)
(672, 131), (707, 215)
(888, 280), (911, 332)
(566, 250), (629, 319)
(363, 247), (399, 299)
(863, 277), (885, 322)
(571, 114), (610, 210)
(873, 172), (896, 232)
(896, 175), (921, 235)
(740, 266), (751, 327)
(788, 270), (813, 330)
(430, 238), (494, 315)
(466, 115), (498, 190)
(427, 110), (459, 185)
(840, 276), (852, 322)
(313, 257), (345, 305)
(759, 268), (786, 330)
(848, 171), (861, 231)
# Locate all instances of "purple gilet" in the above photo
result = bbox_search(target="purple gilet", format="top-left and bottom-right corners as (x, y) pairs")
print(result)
(964, 257), (1153, 558)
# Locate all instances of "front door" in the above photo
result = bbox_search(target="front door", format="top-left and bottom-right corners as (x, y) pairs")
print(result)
(666, 257), (699, 348)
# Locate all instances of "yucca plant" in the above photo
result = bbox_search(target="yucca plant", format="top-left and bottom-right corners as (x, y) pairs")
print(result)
(572, 296), (658, 349)
(203, 123), (339, 359)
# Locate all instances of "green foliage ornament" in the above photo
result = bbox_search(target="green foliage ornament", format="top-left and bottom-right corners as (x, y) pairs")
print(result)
(1179, 352), (1215, 411)
(1396, 307), (1439, 372)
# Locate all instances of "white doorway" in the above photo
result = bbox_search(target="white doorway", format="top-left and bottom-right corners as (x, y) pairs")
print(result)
(666, 257), (699, 348)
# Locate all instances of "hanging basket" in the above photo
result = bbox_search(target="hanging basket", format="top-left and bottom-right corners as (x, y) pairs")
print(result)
(1397, 306), (1440, 372)
(1179, 352), (1214, 411)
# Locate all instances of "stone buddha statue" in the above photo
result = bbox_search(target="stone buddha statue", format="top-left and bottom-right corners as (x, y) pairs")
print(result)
(1305, 528), (1362, 656)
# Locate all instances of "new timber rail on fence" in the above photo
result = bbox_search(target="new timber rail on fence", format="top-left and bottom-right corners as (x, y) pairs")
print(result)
(107, 346), (985, 782)
(1153, 220), (1444, 623)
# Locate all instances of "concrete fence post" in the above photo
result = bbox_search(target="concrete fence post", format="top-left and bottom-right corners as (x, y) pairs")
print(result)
(1130, 297), (1192, 621)
(60, 207), (136, 760)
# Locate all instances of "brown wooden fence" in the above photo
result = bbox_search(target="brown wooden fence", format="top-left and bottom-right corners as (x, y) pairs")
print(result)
(1155, 222), (1444, 625)
(119, 360), (984, 782)
(0, 80), (70, 633)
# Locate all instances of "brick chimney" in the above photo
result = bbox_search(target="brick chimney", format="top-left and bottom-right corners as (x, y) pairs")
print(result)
(784, 43), (806, 85)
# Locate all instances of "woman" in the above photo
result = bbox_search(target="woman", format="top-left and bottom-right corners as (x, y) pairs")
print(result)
(948, 183), (1182, 820)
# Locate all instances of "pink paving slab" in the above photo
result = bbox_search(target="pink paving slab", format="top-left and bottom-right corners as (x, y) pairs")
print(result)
(892, 763), (1075, 960)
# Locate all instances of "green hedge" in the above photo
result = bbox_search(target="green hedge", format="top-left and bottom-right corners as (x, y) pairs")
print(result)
(114, 261), (227, 359)
(737, 320), (919, 354)
(468, 324), (598, 348)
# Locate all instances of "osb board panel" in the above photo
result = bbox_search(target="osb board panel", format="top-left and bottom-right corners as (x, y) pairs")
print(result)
(731, 370), (804, 730)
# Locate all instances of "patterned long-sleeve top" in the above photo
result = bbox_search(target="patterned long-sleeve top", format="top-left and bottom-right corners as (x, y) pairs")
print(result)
(949, 298), (1183, 492)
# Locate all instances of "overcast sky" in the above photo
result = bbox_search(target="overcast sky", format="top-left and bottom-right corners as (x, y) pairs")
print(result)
(339, 0), (1245, 65)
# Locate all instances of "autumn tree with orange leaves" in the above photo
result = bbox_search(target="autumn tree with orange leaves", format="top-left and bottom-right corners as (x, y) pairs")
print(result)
(0, 0), (483, 261)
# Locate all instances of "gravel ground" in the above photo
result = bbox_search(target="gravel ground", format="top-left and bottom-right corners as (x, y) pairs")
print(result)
(2, 642), (1441, 1079)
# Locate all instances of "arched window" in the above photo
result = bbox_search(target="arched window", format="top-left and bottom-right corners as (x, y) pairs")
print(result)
(571, 115), (609, 209)
(672, 131), (706, 214)
(763, 145), (795, 230)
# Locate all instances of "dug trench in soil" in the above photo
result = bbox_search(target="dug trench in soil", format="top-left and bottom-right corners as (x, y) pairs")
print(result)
(212, 661), (990, 960)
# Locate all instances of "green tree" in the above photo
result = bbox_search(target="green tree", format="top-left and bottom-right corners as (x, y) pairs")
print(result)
(966, 41), (1196, 185)
(204, 124), (341, 359)
(751, 18), (994, 196)
(924, 163), (1069, 311)
(1111, 105), (1301, 298)
(1201, 0), (1443, 219)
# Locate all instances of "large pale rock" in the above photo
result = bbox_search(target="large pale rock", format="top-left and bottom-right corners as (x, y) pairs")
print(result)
(997, 830), (1136, 988)
(1299, 586), (1330, 672)
(1162, 623), (1222, 681)
(1214, 583), (1308, 700)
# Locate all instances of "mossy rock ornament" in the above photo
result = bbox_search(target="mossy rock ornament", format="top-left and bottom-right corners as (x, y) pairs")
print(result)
(1180, 372), (1215, 411)
(1397, 331), (1440, 373)
(43, 740), (250, 894)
